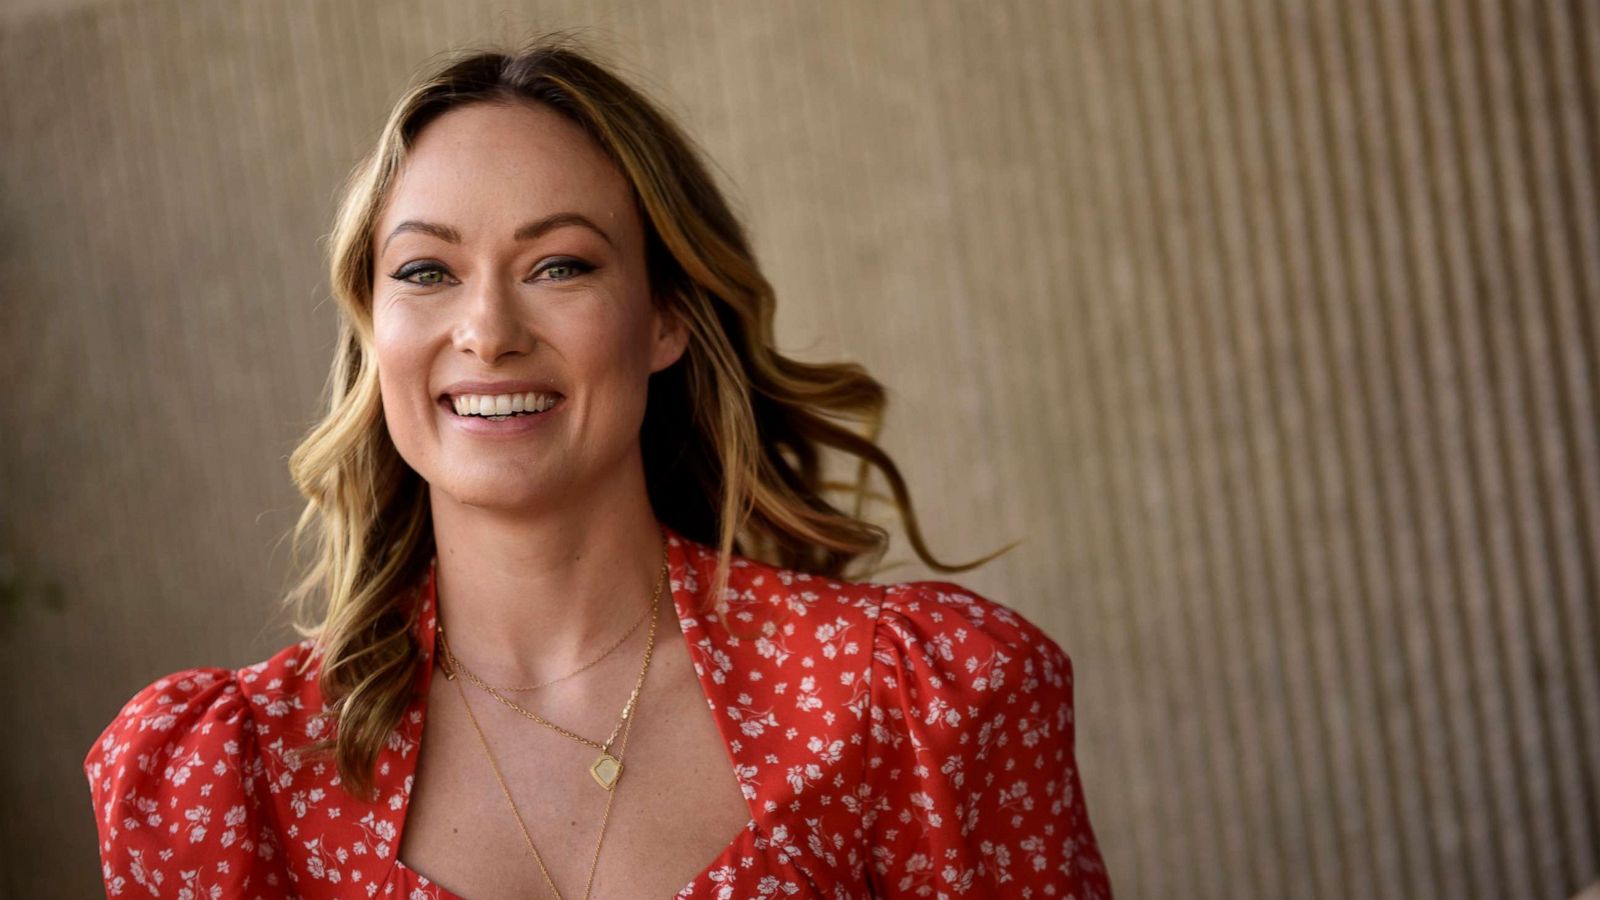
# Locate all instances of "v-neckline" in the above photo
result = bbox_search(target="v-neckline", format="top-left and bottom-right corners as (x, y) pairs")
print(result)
(387, 525), (768, 899)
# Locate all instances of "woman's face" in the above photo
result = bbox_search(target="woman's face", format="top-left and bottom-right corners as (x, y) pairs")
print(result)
(370, 100), (686, 512)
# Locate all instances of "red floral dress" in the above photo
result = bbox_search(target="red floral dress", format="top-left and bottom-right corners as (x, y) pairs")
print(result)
(85, 525), (1113, 898)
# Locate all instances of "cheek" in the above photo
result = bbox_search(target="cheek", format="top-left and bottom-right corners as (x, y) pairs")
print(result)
(372, 299), (419, 353)
(561, 302), (655, 376)
(371, 310), (432, 414)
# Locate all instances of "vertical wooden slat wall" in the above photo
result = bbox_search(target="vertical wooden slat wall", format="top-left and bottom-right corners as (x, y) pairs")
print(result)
(1, 1), (1595, 897)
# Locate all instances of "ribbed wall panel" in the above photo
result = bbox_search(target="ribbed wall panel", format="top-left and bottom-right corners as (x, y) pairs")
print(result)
(1, 1), (1595, 897)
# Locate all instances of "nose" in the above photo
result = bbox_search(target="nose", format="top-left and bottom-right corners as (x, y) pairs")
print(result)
(452, 274), (535, 364)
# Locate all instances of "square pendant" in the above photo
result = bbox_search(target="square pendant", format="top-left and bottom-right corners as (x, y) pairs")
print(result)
(590, 753), (622, 791)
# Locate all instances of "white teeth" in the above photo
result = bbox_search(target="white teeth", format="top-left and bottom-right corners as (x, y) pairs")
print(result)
(450, 391), (559, 417)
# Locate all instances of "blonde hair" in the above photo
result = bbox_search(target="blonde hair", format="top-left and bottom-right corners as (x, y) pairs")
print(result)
(284, 33), (1011, 801)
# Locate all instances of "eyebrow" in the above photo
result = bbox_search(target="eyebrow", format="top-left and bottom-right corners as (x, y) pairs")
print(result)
(380, 212), (617, 254)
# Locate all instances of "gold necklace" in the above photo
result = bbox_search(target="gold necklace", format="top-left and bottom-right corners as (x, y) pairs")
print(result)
(449, 630), (646, 900)
(438, 533), (667, 900)
(436, 543), (666, 791)
(482, 595), (654, 693)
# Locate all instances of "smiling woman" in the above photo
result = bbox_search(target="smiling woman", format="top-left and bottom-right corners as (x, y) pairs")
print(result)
(81, 34), (1113, 900)
(371, 99), (686, 516)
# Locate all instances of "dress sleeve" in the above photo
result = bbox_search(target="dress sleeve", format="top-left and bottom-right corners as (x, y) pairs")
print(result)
(83, 667), (291, 898)
(864, 581), (1114, 898)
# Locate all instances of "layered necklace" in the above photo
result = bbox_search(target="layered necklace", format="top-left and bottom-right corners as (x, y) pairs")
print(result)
(434, 531), (668, 899)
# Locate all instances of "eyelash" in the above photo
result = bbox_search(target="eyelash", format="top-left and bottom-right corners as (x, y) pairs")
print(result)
(386, 258), (596, 287)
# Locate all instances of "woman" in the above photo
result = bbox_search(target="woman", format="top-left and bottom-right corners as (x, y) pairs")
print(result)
(84, 36), (1112, 899)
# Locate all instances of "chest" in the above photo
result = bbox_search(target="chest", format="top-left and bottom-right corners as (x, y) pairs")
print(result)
(395, 629), (755, 900)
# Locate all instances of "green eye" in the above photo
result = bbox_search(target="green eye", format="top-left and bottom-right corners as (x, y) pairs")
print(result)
(539, 258), (596, 282)
(389, 262), (451, 286)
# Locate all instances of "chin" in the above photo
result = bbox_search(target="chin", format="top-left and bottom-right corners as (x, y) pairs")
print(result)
(429, 467), (555, 511)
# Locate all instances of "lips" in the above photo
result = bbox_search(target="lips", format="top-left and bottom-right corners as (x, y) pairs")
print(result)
(437, 393), (564, 437)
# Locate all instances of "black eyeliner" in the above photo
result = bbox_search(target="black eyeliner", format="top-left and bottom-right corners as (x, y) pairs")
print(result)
(389, 261), (443, 280)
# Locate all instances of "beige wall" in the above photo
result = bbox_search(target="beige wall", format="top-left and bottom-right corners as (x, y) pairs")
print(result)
(3, 0), (1597, 897)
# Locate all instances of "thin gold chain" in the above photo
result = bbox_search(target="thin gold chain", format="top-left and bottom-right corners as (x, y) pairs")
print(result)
(464, 592), (655, 693)
(437, 548), (667, 754)
(434, 530), (668, 900)
(449, 608), (650, 900)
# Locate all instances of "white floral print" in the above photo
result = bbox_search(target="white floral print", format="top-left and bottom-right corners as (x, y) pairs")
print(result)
(86, 526), (1111, 898)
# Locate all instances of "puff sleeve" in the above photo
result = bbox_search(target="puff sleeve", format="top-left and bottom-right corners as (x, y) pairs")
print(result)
(863, 581), (1114, 898)
(83, 667), (290, 898)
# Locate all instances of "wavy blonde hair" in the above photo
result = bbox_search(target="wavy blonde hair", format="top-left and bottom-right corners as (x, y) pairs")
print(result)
(284, 33), (1011, 801)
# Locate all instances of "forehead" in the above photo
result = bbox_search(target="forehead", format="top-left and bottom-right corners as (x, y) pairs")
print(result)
(376, 100), (638, 247)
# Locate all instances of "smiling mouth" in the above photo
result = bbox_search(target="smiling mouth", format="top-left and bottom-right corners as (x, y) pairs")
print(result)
(439, 393), (564, 419)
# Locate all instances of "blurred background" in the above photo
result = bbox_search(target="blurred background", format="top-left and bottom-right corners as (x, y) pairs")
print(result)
(3, 0), (1598, 897)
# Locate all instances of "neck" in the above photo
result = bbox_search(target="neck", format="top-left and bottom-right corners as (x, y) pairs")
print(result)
(427, 461), (668, 688)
